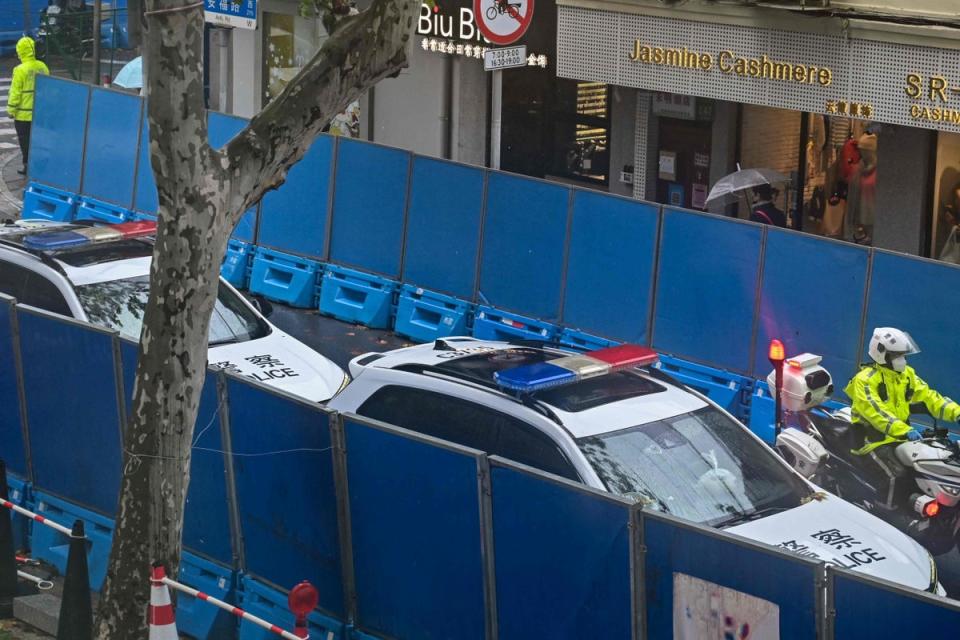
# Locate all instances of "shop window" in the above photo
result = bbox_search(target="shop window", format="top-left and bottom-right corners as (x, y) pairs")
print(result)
(547, 80), (610, 185)
(931, 132), (960, 264)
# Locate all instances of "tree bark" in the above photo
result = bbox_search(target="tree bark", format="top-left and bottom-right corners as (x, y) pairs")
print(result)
(95, 0), (418, 635)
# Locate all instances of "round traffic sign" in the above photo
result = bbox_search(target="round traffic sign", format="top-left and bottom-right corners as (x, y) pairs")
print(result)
(473, 0), (535, 46)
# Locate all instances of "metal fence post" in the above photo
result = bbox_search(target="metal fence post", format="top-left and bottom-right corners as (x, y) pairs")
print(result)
(820, 564), (835, 640)
(477, 455), (498, 640)
(629, 505), (647, 640)
(215, 372), (245, 571)
(329, 412), (358, 625)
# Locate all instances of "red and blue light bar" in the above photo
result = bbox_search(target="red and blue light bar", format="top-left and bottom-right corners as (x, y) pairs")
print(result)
(23, 221), (157, 250)
(494, 344), (659, 393)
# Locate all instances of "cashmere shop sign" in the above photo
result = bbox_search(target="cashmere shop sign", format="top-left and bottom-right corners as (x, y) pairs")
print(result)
(557, 6), (960, 133)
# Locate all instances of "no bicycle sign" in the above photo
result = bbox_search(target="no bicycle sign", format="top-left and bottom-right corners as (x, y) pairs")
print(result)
(473, 0), (534, 45)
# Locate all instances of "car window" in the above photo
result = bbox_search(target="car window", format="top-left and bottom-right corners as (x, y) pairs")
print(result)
(357, 385), (580, 481)
(0, 262), (72, 317)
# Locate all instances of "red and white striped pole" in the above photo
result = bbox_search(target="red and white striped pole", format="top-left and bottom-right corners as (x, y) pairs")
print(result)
(0, 499), (75, 536)
(149, 565), (179, 640)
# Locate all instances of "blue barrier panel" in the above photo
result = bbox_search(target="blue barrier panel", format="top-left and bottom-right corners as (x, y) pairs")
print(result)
(344, 417), (485, 640)
(133, 114), (159, 213)
(258, 135), (334, 259)
(403, 156), (484, 299)
(30, 76), (89, 192)
(0, 296), (27, 478)
(118, 340), (233, 564)
(832, 568), (960, 637)
(490, 459), (632, 640)
(208, 112), (257, 242)
(81, 87), (141, 207)
(226, 378), (343, 617)
(753, 229), (869, 381)
(652, 209), (763, 374)
(18, 310), (121, 515)
(644, 511), (819, 639)
(479, 173), (569, 320)
(562, 192), (659, 344)
(864, 251), (960, 394)
(329, 139), (410, 276)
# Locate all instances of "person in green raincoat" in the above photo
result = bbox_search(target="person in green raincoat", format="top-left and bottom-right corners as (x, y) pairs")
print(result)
(7, 37), (49, 175)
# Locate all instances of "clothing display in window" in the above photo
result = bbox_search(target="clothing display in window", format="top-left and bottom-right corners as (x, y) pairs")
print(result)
(847, 132), (877, 232)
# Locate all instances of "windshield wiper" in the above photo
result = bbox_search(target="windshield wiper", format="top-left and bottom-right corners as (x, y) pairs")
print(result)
(718, 505), (790, 529)
(209, 337), (241, 347)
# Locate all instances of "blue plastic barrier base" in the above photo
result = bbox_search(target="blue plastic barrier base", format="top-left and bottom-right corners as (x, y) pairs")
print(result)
(393, 285), (473, 342)
(249, 248), (321, 308)
(471, 306), (558, 343)
(6, 474), (29, 552)
(654, 355), (751, 419)
(75, 196), (133, 224)
(130, 211), (158, 222)
(222, 240), (255, 290)
(177, 553), (238, 640)
(30, 492), (113, 591)
(558, 328), (620, 352)
(238, 575), (343, 640)
(21, 183), (78, 222)
(749, 385), (777, 444)
(318, 265), (398, 329)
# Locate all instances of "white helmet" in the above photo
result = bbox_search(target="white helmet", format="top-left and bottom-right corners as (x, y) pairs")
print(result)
(868, 327), (920, 372)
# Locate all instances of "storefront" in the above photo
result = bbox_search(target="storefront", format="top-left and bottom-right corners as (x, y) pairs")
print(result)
(556, 4), (960, 258)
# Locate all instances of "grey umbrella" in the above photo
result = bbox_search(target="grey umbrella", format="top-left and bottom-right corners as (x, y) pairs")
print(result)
(705, 166), (790, 206)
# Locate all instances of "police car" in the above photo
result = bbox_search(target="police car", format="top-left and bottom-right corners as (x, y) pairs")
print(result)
(328, 337), (944, 594)
(0, 220), (348, 402)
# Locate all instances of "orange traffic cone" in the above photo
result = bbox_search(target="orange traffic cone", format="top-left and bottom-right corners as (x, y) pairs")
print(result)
(148, 565), (178, 640)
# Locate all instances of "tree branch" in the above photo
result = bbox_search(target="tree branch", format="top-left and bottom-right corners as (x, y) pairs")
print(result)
(221, 0), (419, 224)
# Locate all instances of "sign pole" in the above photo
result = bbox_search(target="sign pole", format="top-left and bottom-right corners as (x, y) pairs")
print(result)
(491, 69), (502, 169)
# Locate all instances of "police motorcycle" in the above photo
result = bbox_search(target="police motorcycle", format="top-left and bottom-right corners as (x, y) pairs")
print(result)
(769, 354), (960, 555)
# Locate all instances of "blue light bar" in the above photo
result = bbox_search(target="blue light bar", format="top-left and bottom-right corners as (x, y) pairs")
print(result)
(494, 362), (577, 392)
(23, 231), (89, 250)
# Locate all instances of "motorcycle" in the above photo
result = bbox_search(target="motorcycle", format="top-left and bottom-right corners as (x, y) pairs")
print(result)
(769, 353), (960, 555)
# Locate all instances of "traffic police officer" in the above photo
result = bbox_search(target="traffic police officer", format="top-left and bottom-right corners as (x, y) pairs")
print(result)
(845, 327), (960, 506)
(8, 37), (49, 175)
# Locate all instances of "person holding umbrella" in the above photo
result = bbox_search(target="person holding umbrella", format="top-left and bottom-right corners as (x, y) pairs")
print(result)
(749, 184), (787, 227)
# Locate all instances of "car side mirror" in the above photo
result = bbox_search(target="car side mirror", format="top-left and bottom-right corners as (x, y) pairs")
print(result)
(250, 295), (273, 318)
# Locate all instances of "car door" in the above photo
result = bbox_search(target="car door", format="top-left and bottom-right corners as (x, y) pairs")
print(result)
(356, 384), (581, 481)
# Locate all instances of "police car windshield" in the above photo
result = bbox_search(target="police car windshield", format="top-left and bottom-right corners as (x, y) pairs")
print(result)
(578, 406), (811, 526)
(74, 275), (270, 344)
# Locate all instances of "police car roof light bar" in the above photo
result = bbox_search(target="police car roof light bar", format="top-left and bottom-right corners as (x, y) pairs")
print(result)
(22, 221), (157, 251)
(493, 344), (660, 393)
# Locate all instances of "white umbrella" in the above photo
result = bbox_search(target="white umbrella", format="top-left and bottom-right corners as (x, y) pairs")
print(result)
(112, 56), (142, 89)
(705, 166), (790, 206)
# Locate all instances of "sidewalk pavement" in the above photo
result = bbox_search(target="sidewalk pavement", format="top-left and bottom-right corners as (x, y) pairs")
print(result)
(0, 151), (25, 221)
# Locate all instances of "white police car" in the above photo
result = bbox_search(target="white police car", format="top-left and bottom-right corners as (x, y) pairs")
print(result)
(0, 220), (348, 401)
(328, 337), (943, 594)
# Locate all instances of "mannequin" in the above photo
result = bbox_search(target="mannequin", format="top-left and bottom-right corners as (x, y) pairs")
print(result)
(846, 131), (877, 244)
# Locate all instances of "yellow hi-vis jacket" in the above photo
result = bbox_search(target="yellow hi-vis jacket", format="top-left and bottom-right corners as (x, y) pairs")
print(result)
(8, 37), (49, 123)
(844, 364), (960, 454)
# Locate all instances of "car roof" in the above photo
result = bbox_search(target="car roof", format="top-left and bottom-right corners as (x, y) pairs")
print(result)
(354, 337), (708, 438)
(0, 220), (154, 285)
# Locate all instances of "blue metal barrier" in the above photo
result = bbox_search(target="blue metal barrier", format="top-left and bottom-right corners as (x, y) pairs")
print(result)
(343, 417), (486, 640)
(562, 191), (659, 344)
(133, 116), (159, 214)
(238, 575), (343, 640)
(471, 305), (558, 343)
(652, 209), (763, 375)
(257, 135), (335, 260)
(643, 510), (821, 639)
(80, 87), (142, 209)
(0, 296), (27, 478)
(177, 552), (239, 640)
(753, 229), (869, 382)
(17, 310), (121, 516)
(29, 76), (89, 192)
(402, 156), (485, 300)
(479, 173), (570, 321)
(490, 458), (633, 640)
(831, 567), (960, 637)
(317, 264), (398, 329)
(225, 378), (344, 619)
(864, 250), (960, 396)
(329, 138), (410, 277)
